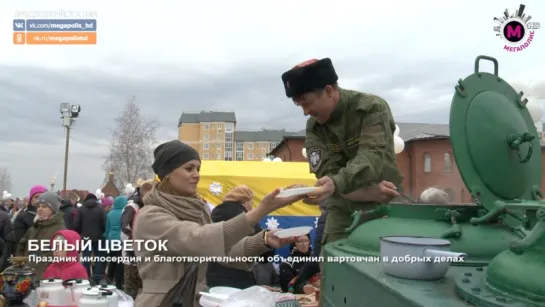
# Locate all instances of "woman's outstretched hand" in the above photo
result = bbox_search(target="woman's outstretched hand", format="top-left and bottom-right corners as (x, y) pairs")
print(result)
(260, 189), (305, 213)
(266, 230), (295, 248)
(247, 189), (305, 224)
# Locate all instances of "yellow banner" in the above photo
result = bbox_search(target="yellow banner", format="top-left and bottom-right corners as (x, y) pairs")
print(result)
(197, 161), (319, 216)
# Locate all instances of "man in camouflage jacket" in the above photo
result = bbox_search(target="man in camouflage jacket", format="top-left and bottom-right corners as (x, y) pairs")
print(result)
(281, 58), (404, 245)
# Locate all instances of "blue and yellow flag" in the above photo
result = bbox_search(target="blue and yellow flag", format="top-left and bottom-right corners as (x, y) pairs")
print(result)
(198, 161), (320, 258)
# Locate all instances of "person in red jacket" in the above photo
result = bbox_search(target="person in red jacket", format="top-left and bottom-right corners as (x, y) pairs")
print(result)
(43, 229), (88, 280)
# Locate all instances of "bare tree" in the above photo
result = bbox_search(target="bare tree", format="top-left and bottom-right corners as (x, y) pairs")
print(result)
(102, 97), (158, 189)
(0, 167), (12, 192)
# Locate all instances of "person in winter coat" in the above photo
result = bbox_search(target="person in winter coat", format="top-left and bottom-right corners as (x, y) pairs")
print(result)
(73, 193), (106, 284)
(279, 234), (313, 294)
(206, 185), (263, 289)
(121, 179), (154, 299)
(16, 191), (66, 278)
(253, 249), (279, 287)
(132, 140), (302, 307)
(59, 200), (77, 230)
(43, 229), (88, 280)
(0, 209), (16, 271)
(105, 196), (127, 289)
(11, 197), (27, 223)
(14, 185), (47, 243)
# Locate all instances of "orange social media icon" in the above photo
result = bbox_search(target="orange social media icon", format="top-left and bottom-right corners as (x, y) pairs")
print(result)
(13, 32), (25, 44)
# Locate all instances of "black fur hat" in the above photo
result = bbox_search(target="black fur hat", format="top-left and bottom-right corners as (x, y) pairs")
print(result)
(281, 58), (338, 98)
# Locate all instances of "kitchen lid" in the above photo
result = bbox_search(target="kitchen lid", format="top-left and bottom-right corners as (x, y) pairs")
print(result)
(450, 55), (542, 212)
(82, 287), (101, 296)
(41, 278), (63, 283)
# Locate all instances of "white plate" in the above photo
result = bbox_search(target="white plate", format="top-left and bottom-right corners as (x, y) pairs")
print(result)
(274, 226), (313, 238)
(209, 286), (240, 296)
(277, 187), (318, 197)
(199, 292), (227, 301)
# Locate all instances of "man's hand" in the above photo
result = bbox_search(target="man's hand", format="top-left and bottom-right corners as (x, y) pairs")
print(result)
(342, 180), (399, 203)
(304, 176), (335, 204)
(265, 229), (295, 248)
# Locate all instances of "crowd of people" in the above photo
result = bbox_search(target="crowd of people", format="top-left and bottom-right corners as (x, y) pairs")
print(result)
(0, 164), (326, 306)
(0, 180), (155, 300)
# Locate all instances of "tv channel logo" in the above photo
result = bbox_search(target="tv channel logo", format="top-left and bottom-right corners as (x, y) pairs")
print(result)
(493, 4), (540, 52)
(13, 19), (25, 31)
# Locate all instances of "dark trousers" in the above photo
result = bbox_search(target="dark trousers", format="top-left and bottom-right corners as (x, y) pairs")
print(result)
(81, 240), (105, 284)
(107, 250), (124, 288)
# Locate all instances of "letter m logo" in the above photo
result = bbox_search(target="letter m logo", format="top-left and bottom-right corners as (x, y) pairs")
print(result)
(506, 25), (522, 38)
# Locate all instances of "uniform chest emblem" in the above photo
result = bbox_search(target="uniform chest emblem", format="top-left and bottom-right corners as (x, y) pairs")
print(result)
(307, 147), (323, 173)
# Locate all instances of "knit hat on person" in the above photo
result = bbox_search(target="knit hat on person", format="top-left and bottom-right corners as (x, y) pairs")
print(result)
(222, 185), (253, 203)
(37, 191), (62, 213)
(152, 140), (200, 180)
(101, 196), (114, 207)
(29, 185), (48, 200)
(85, 193), (97, 201)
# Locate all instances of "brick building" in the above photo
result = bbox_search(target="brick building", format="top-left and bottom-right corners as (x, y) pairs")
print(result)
(101, 172), (120, 197)
(269, 122), (545, 203)
(268, 130), (306, 162)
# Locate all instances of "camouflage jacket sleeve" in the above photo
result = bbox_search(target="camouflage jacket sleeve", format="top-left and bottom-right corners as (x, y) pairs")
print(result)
(329, 96), (401, 195)
(304, 122), (344, 179)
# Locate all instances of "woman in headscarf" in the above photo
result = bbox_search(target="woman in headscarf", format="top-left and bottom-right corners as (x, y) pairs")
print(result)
(133, 140), (303, 307)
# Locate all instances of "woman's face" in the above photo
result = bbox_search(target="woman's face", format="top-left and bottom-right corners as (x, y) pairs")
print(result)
(31, 192), (43, 206)
(168, 160), (201, 196)
(37, 203), (53, 220)
(294, 235), (310, 253)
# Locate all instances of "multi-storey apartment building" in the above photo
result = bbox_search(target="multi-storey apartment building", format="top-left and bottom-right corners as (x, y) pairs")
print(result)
(177, 111), (294, 161)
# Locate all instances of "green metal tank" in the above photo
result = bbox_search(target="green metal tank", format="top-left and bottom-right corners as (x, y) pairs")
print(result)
(321, 55), (545, 307)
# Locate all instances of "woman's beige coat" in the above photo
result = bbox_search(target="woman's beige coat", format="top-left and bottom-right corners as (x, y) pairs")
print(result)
(133, 187), (269, 307)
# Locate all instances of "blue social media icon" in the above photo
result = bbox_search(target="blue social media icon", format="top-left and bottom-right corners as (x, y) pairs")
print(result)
(13, 19), (25, 31)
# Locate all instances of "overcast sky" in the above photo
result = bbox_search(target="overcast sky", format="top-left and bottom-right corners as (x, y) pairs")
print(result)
(0, 0), (544, 197)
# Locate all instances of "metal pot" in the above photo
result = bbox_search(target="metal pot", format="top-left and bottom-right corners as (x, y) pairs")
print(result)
(65, 278), (91, 305)
(77, 288), (112, 307)
(0, 256), (36, 304)
(380, 236), (466, 280)
(37, 278), (69, 306)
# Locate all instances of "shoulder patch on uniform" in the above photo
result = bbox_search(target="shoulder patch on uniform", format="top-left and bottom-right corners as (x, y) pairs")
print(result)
(307, 147), (323, 173)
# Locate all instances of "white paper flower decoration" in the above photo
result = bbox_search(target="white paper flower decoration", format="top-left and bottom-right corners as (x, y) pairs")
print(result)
(124, 184), (135, 196)
(2, 191), (12, 200)
(266, 217), (280, 230)
(209, 182), (223, 195)
(95, 189), (105, 200)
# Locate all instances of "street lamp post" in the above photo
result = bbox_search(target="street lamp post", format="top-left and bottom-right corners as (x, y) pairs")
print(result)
(60, 103), (81, 196)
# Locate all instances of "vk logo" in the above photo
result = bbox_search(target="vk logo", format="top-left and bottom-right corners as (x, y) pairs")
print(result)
(13, 19), (25, 31)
